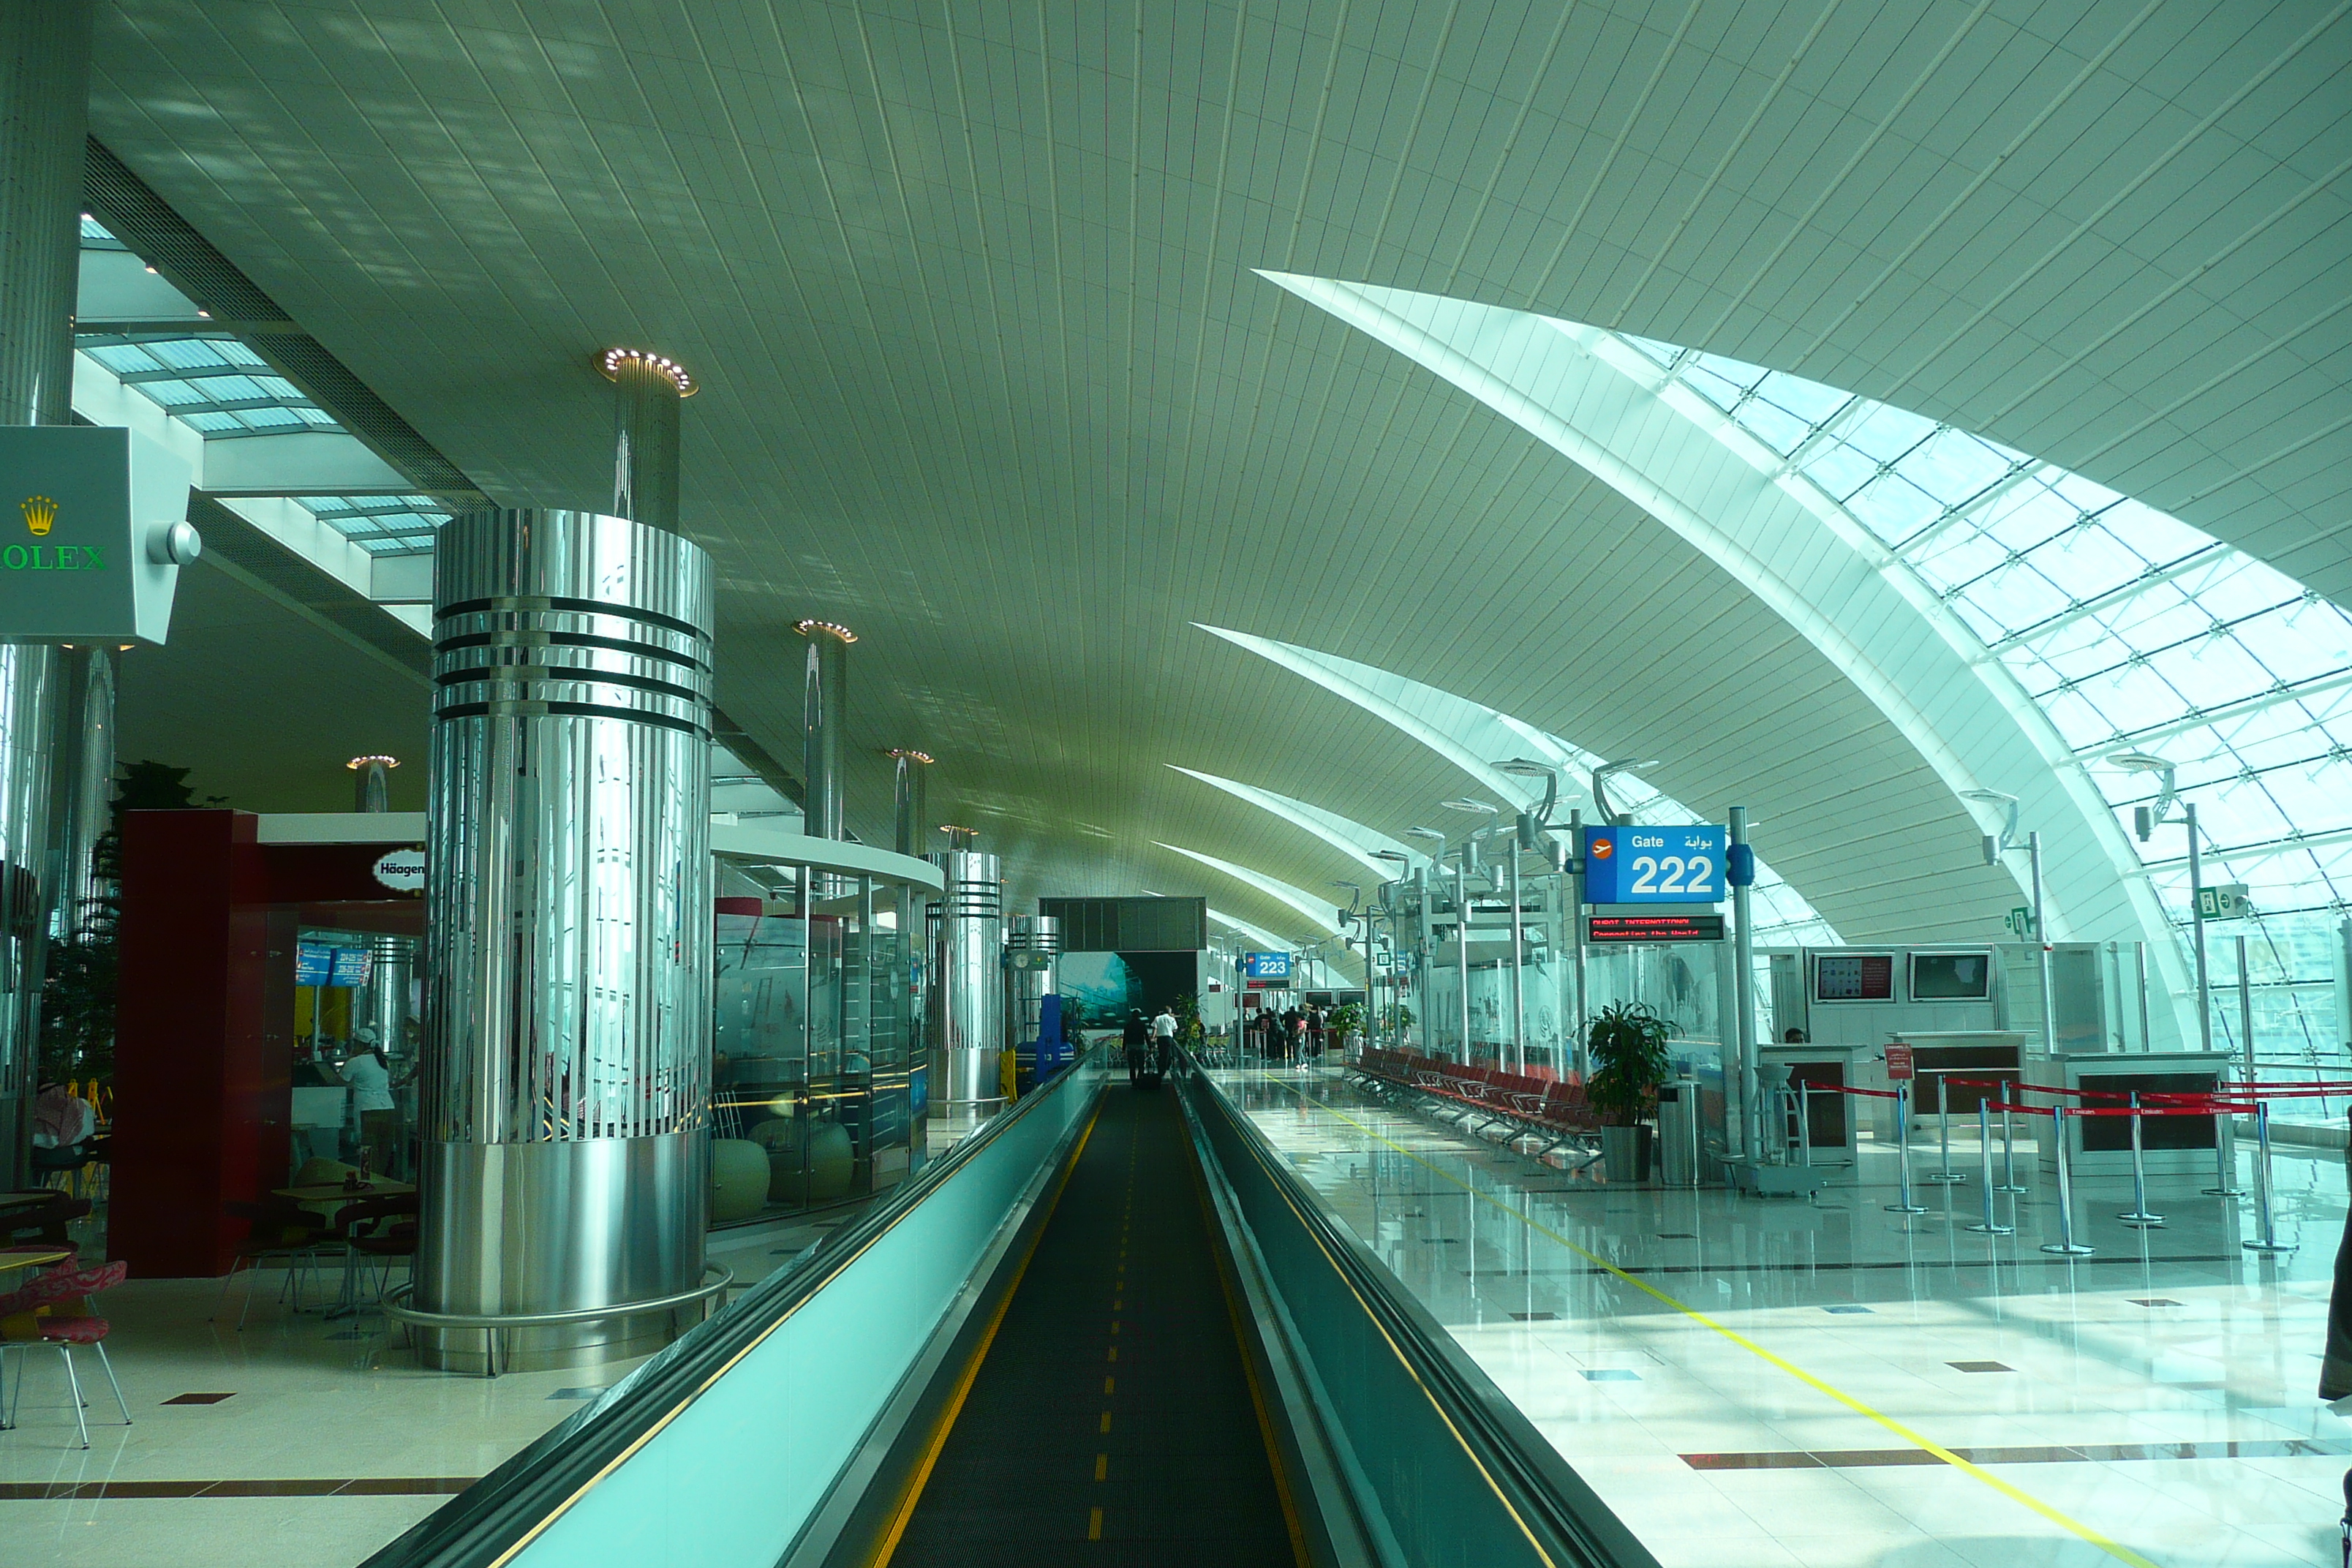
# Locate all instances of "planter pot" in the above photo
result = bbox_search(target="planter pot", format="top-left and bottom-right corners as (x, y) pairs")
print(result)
(1601, 1124), (1653, 1183)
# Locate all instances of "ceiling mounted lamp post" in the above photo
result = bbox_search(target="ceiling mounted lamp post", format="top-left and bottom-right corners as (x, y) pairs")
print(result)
(600, 347), (695, 534)
(1588, 758), (1659, 827)
(887, 748), (933, 859)
(347, 753), (398, 813)
(795, 619), (855, 843)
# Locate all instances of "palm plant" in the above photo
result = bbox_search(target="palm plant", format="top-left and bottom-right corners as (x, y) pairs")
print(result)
(1585, 1001), (1674, 1127)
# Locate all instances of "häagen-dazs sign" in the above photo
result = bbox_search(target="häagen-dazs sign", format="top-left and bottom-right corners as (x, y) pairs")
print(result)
(372, 848), (427, 894)
(0, 426), (197, 645)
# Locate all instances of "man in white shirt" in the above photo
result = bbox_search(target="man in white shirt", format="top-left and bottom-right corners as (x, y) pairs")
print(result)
(1150, 1006), (1178, 1076)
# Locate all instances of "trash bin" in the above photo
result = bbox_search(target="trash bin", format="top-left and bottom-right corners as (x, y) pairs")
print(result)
(1656, 1079), (1702, 1188)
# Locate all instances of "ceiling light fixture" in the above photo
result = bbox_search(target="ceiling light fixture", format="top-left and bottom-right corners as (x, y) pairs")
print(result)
(599, 346), (697, 396)
(886, 748), (934, 764)
(346, 755), (400, 770)
(795, 619), (856, 643)
(1440, 797), (1499, 814)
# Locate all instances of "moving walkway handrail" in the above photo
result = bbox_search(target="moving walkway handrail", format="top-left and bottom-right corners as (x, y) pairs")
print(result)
(363, 1047), (1105, 1568)
(1177, 1056), (1661, 1568)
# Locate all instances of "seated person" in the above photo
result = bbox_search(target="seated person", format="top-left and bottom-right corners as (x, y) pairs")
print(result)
(31, 1082), (94, 1155)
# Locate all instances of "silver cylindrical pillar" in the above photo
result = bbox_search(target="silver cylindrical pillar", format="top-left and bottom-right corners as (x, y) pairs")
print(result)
(799, 622), (853, 842)
(349, 753), (397, 812)
(1005, 913), (1062, 1073)
(418, 508), (715, 1371)
(0, 0), (95, 1185)
(603, 348), (690, 532)
(892, 749), (931, 858)
(927, 850), (1003, 1116)
(47, 644), (113, 942)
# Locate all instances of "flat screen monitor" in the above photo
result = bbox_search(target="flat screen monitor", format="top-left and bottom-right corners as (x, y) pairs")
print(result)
(1910, 950), (1991, 1001)
(1813, 953), (1894, 1003)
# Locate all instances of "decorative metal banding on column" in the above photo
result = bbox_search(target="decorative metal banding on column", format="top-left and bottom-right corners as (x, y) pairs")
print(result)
(432, 512), (712, 742)
(424, 508), (715, 1147)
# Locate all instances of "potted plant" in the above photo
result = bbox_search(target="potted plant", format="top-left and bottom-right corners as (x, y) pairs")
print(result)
(1586, 1001), (1673, 1182)
(1328, 1000), (1365, 1056)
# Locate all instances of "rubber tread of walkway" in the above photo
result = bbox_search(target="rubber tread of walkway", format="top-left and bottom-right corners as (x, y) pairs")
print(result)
(889, 1080), (1297, 1567)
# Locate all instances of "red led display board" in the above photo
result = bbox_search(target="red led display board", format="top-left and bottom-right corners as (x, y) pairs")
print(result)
(1586, 913), (1725, 944)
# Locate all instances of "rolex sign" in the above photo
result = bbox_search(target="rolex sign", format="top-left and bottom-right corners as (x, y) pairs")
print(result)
(0, 426), (197, 645)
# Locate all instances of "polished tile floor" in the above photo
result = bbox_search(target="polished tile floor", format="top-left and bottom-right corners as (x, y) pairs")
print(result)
(1216, 1061), (2352, 1568)
(0, 1209), (855, 1568)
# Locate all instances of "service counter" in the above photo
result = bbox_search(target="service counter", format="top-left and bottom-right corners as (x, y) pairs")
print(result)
(2021, 1050), (2236, 1177)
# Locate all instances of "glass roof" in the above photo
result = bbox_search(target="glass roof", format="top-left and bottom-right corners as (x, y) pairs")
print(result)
(1618, 332), (2350, 1052)
(78, 217), (446, 557)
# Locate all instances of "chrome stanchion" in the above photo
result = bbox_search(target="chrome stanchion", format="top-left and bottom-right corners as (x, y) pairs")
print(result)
(1885, 1083), (1926, 1215)
(1924, 1073), (1964, 1184)
(1798, 1079), (1814, 1167)
(2202, 1094), (2246, 1196)
(2118, 1091), (2163, 1228)
(1995, 1079), (2027, 1194)
(1965, 1101), (2013, 1235)
(2243, 1100), (2296, 1255)
(2040, 1104), (2094, 1256)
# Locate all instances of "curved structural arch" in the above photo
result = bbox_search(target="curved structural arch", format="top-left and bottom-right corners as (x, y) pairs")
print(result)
(1265, 274), (2196, 1047)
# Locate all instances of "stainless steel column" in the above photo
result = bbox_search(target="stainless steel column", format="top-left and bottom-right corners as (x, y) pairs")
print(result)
(799, 622), (853, 842)
(1005, 913), (1061, 1071)
(350, 753), (396, 812)
(603, 348), (691, 529)
(0, 0), (94, 1185)
(927, 849), (1003, 1116)
(891, 749), (931, 857)
(418, 508), (715, 1371)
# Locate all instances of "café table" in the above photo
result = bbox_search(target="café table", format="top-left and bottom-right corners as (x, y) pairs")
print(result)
(271, 1183), (418, 1318)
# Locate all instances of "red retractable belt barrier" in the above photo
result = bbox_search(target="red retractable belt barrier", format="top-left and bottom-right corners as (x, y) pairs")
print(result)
(1796, 1079), (1900, 1099)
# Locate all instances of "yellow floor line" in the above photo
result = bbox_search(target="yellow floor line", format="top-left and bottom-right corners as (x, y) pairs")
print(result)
(1270, 1079), (2160, 1568)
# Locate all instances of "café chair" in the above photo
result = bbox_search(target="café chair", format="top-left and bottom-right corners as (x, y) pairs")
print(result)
(0, 1259), (130, 1449)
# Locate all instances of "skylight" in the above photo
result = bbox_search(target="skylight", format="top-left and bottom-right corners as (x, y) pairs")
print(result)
(78, 218), (447, 557)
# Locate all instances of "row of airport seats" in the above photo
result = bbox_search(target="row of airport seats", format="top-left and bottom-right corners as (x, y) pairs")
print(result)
(1349, 1049), (1604, 1160)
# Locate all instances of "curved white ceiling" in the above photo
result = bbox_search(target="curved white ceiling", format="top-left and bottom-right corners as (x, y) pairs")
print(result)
(88, 2), (2350, 1039)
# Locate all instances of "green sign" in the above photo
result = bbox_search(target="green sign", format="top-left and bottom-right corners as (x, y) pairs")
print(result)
(0, 426), (195, 644)
(2004, 905), (2036, 937)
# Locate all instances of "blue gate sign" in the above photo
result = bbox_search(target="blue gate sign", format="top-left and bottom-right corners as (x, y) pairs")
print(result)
(1241, 951), (1292, 981)
(1583, 825), (1729, 904)
(295, 942), (333, 986)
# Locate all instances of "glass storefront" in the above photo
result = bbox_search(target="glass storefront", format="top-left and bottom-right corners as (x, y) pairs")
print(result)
(709, 863), (923, 1223)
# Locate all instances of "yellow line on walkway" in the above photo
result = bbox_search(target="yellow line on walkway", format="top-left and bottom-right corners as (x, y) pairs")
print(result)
(1273, 1082), (2160, 1568)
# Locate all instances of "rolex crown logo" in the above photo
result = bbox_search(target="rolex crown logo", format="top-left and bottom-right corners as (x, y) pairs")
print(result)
(21, 495), (55, 537)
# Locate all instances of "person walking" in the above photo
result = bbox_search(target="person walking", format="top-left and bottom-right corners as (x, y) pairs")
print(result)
(1121, 1010), (1152, 1088)
(1151, 1004), (1179, 1078)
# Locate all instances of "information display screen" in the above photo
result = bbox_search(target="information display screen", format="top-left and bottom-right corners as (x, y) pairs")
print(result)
(1814, 953), (1895, 1002)
(329, 947), (373, 988)
(1586, 913), (1725, 944)
(1910, 951), (1991, 1000)
(295, 943), (333, 986)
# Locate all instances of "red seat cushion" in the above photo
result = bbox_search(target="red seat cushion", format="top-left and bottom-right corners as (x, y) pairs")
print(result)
(34, 1315), (108, 1344)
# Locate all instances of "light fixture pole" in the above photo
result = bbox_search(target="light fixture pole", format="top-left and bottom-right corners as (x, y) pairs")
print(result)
(1730, 804), (1760, 1163)
(1404, 827), (1448, 1058)
(2112, 752), (2209, 1061)
(1441, 800), (1501, 1066)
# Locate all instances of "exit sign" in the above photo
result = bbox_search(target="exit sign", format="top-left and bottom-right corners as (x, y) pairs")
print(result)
(2195, 883), (2253, 921)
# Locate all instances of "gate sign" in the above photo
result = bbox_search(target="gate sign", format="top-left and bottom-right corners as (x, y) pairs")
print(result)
(1241, 951), (1292, 982)
(1581, 825), (1729, 904)
(1885, 1042), (1915, 1082)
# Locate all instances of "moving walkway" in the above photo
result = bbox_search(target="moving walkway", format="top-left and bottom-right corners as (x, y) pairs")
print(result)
(363, 1052), (1656, 1568)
